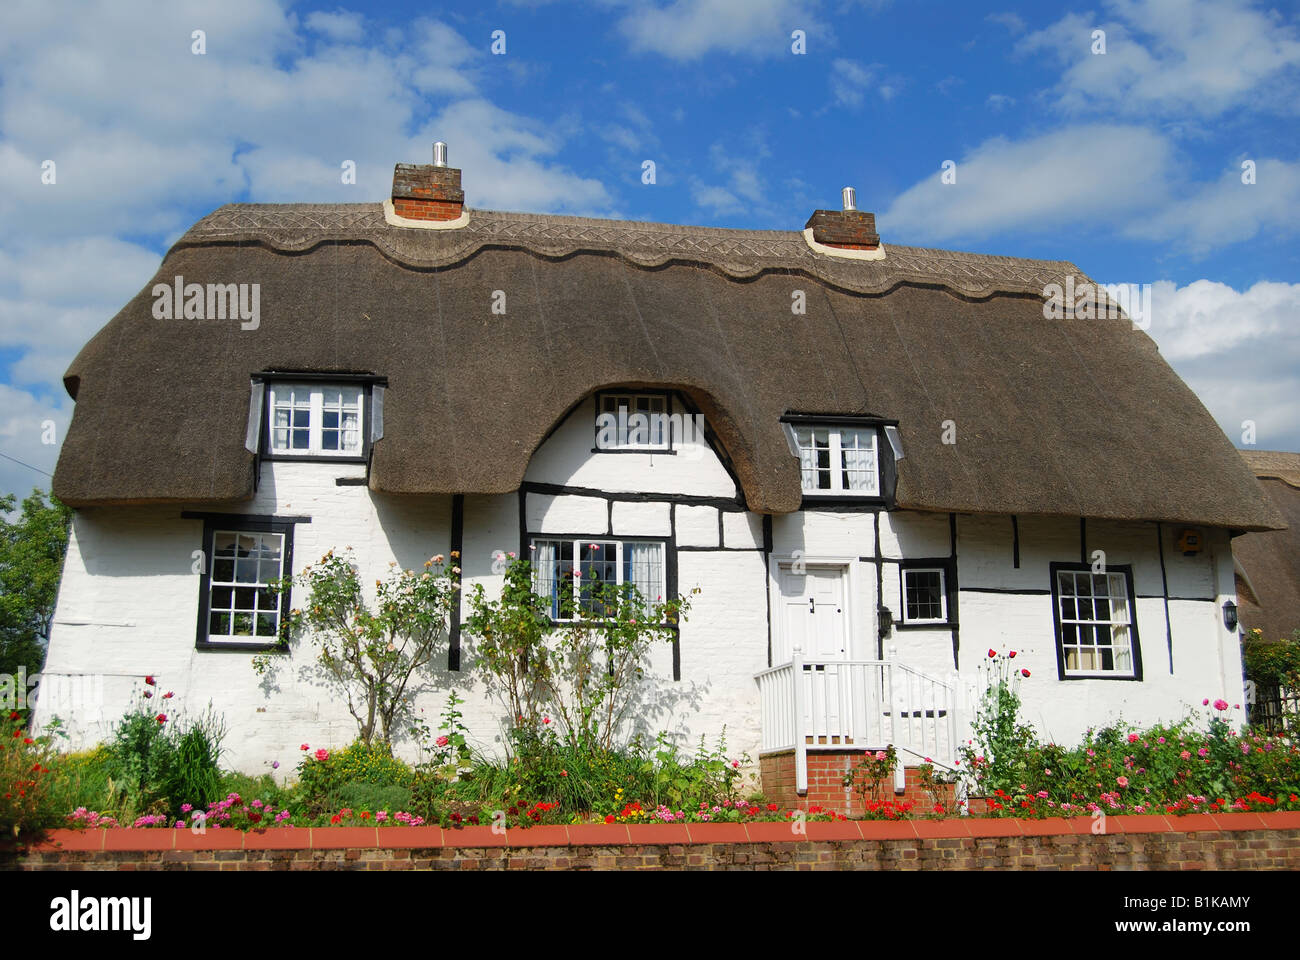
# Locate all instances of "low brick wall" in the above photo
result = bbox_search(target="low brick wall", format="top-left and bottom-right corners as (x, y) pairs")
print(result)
(8, 813), (1300, 870)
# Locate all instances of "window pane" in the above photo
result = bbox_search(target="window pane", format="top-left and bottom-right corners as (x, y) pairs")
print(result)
(208, 531), (284, 642)
(840, 429), (878, 494)
(905, 570), (943, 621)
(624, 542), (663, 602)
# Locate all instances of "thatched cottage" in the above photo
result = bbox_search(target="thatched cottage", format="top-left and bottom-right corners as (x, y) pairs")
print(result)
(36, 145), (1284, 803)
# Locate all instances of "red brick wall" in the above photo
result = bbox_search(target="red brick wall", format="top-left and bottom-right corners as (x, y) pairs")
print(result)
(391, 198), (463, 221)
(760, 751), (954, 814)
(10, 815), (1300, 871)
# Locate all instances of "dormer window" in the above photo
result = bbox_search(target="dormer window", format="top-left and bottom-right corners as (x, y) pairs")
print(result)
(794, 425), (879, 496)
(250, 374), (385, 463)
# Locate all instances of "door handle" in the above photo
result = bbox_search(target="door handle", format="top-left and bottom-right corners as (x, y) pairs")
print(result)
(809, 598), (816, 613)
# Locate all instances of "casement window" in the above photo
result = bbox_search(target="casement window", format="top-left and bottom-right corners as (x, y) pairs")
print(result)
(267, 383), (364, 457)
(193, 516), (298, 650)
(901, 567), (947, 624)
(595, 393), (670, 451)
(794, 425), (879, 496)
(1051, 565), (1142, 679)
(530, 537), (666, 620)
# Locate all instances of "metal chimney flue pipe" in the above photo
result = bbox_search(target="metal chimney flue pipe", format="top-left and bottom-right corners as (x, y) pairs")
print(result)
(432, 141), (448, 167)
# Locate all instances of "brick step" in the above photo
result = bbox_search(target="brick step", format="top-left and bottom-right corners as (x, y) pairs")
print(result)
(759, 750), (959, 817)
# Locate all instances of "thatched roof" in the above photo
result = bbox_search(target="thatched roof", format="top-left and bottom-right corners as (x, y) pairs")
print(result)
(52, 203), (1284, 530)
(1235, 451), (1300, 638)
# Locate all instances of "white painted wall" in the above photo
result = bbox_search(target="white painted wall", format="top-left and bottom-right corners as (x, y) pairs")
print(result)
(36, 392), (1248, 778)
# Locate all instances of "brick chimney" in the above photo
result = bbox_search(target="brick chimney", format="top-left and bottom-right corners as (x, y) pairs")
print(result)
(804, 186), (880, 250)
(390, 141), (464, 222)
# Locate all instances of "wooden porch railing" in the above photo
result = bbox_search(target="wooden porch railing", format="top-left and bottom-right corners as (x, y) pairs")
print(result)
(755, 650), (960, 795)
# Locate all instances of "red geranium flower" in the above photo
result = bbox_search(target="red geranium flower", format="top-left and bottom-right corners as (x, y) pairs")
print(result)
(987, 649), (997, 658)
(604, 814), (615, 824)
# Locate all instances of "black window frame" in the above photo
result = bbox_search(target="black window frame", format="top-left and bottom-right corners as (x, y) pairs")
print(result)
(896, 558), (957, 628)
(190, 514), (303, 652)
(1049, 561), (1143, 681)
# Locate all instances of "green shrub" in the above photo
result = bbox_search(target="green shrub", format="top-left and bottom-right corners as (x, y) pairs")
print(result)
(101, 686), (225, 817)
(336, 781), (412, 812)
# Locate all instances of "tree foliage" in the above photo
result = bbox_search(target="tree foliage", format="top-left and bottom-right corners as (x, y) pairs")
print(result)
(0, 488), (73, 678)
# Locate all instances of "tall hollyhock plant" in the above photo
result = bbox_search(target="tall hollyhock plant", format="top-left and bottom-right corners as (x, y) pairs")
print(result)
(959, 648), (1036, 795)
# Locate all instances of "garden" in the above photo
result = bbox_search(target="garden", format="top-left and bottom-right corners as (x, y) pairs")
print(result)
(3, 551), (1299, 842)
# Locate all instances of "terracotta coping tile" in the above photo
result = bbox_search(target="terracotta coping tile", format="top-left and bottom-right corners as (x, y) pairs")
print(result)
(624, 823), (692, 845)
(506, 825), (570, 847)
(378, 826), (444, 848)
(310, 827), (378, 849)
(685, 822), (749, 844)
(444, 825), (509, 847)
(568, 823), (629, 845)
(243, 828), (310, 850)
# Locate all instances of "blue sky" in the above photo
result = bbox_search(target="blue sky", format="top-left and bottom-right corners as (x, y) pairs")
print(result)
(1, 0), (1298, 499)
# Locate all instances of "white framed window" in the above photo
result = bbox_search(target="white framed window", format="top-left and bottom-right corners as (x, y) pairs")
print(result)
(901, 567), (947, 624)
(530, 537), (666, 620)
(595, 393), (670, 451)
(795, 425), (879, 496)
(1053, 566), (1140, 678)
(267, 383), (364, 457)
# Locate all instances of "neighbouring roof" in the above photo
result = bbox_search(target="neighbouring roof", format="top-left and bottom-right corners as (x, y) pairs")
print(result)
(1235, 451), (1300, 639)
(52, 203), (1285, 529)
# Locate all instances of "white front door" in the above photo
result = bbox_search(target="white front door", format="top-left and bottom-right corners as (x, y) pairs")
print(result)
(779, 563), (849, 742)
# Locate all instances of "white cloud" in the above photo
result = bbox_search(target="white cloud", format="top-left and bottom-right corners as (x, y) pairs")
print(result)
(0, 2), (606, 234)
(986, 93), (1016, 111)
(987, 11), (1026, 34)
(1126, 156), (1300, 255)
(881, 125), (1300, 254)
(0, 382), (70, 500)
(304, 9), (365, 43)
(1017, 0), (1300, 118)
(1140, 279), (1300, 451)
(881, 124), (1175, 244)
(618, 0), (821, 60)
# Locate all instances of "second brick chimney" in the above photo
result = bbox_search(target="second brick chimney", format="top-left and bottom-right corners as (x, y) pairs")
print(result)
(390, 141), (464, 222)
(804, 186), (880, 250)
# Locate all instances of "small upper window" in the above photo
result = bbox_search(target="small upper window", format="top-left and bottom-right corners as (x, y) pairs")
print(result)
(795, 425), (879, 496)
(267, 383), (364, 457)
(595, 393), (669, 451)
(902, 567), (947, 624)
